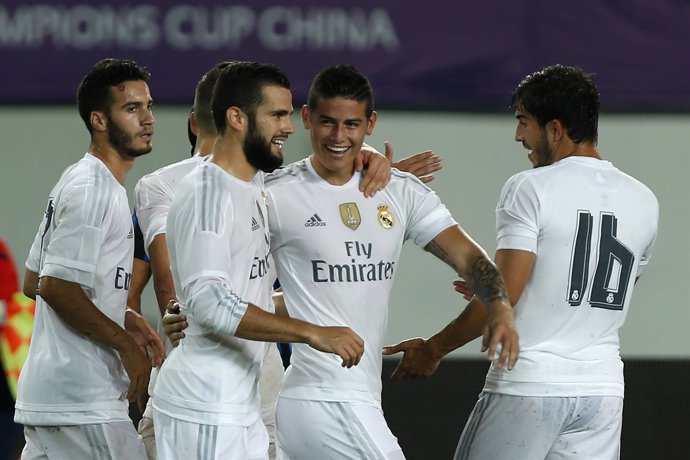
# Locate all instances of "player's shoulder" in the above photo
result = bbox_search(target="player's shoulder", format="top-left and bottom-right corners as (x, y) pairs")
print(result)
(381, 167), (433, 196)
(265, 158), (309, 188)
(62, 155), (120, 195)
(611, 166), (657, 201)
(138, 156), (202, 190)
(390, 167), (427, 186)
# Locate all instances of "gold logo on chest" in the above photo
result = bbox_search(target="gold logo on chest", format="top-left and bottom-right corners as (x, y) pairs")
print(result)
(339, 203), (361, 230)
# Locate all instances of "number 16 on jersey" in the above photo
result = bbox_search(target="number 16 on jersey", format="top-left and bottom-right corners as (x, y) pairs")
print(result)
(567, 211), (635, 310)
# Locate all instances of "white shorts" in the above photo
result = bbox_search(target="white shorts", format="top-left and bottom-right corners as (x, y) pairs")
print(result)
(21, 422), (147, 460)
(455, 392), (623, 460)
(153, 411), (269, 460)
(140, 343), (283, 460)
(275, 397), (405, 460)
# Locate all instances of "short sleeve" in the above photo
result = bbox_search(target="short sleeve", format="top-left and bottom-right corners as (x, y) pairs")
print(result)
(135, 175), (173, 252)
(495, 173), (540, 253)
(170, 174), (232, 290)
(399, 173), (456, 248)
(41, 182), (108, 288)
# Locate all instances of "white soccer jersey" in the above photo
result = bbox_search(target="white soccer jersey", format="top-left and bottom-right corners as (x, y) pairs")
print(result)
(16, 153), (133, 425)
(134, 155), (203, 402)
(153, 162), (273, 426)
(484, 157), (658, 397)
(135, 155), (204, 252)
(265, 158), (456, 405)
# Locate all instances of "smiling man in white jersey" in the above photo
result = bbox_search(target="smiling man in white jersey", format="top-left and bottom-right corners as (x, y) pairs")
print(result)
(153, 61), (366, 460)
(385, 64), (659, 460)
(134, 60), (439, 460)
(16, 58), (165, 460)
(264, 64), (517, 460)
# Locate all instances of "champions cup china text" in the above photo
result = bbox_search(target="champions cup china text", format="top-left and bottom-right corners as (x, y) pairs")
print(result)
(312, 241), (395, 283)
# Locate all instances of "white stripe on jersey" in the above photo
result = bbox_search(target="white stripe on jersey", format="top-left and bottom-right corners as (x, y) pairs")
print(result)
(201, 165), (222, 232)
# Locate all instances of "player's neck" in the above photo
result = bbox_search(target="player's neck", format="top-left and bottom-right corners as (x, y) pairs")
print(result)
(192, 134), (217, 158)
(210, 137), (257, 182)
(309, 155), (355, 186)
(88, 141), (135, 185)
(552, 140), (601, 163)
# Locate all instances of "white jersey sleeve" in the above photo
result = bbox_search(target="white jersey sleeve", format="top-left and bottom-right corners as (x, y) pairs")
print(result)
(167, 164), (251, 337)
(39, 167), (111, 289)
(495, 172), (541, 253)
(135, 156), (204, 252)
(135, 173), (173, 251)
(397, 170), (457, 247)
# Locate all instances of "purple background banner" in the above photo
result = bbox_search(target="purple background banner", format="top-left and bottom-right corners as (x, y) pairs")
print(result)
(1, 1), (688, 111)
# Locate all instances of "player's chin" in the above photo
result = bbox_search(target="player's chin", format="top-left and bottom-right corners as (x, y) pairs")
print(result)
(127, 146), (153, 158)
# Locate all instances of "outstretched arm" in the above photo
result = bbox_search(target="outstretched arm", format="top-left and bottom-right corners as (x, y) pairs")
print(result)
(181, 277), (365, 368)
(384, 227), (522, 377)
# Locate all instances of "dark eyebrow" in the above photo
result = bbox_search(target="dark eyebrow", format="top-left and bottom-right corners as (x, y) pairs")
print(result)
(318, 114), (363, 124)
(121, 99), (152, 109)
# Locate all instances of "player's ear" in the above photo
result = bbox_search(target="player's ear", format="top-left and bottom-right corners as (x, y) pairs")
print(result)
(226, 106), (246, 132)
(366, 111), (378, 135)
(90, 111), (108, 133)
(301, 105), (311, 129)
(550, 119), (565, 141)
(189, 111), (199, 136)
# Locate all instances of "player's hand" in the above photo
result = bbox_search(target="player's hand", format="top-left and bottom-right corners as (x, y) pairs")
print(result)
(452, 278), (475, 301)
(307, 326), (365, 368)
(118, 339), (152, 406)
(382, 337), (442, 379)
(123, 308), (164, 409)
(124, 308), (165, 368)
(393, 150), (443, 184)
(162, 299), (187, 347)
(482, 303), (519, 370)
(354, 142), (392, 197)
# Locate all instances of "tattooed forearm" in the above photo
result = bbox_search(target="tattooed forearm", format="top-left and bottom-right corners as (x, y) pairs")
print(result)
(425, 239), (459, 272)
(469, 256), (508, 306)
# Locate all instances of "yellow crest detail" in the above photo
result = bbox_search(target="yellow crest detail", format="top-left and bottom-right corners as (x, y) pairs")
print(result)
(339, 203), (361, 230)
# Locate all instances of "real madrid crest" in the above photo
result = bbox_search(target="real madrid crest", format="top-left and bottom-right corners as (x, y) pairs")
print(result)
(377, 205), (395, 229)
(339, 203), (361, 230)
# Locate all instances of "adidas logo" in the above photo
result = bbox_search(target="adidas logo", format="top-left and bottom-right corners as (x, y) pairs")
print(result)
(127, 226), (134, 239)
(251, 217), (260, 231)
(304, 213), (327, 227)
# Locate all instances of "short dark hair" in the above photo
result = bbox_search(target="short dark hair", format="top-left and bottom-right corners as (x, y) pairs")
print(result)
(211, 61), (291, 134)
(511, 64), (599, 144)
(308, 64), (374, 118)
(193, 61), (235, 136)
(76, 58), (150, 133)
